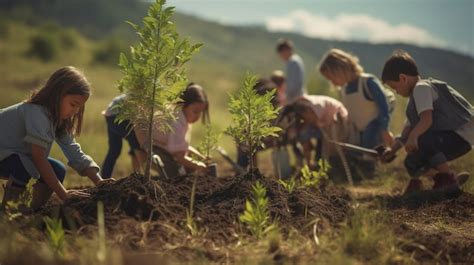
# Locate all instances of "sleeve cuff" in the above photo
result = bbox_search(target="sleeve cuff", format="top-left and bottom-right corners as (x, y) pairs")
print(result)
(24, 134), (51, 149)
(68, 156), (100, 176)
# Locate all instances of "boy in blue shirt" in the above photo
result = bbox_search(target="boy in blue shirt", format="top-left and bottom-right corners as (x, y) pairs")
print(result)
(276, 39), (306, 105)
(381, 50), (473, 194)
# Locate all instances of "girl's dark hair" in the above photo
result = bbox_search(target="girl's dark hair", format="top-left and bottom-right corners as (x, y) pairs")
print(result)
(26, 66), (91, 136)
(179, 82), (209, 123)
(381, 50), (419, 82)
(254, 78), (279, 108)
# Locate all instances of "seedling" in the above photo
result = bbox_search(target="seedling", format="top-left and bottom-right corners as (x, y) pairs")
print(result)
(117, 0), (202, 180)
(44, 216), (65, 257)
(278, 176), (297, 194)
(239, 181), (276, 239)
(226, 74), (281, 173)
(197, 123), (221, 165)
(185, 175), (199, 236)
(300, 160), (329, 189)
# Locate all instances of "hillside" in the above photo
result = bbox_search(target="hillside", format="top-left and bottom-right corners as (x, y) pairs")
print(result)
(1, 0), (473, 98)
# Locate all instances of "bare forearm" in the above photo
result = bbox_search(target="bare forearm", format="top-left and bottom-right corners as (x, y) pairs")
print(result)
(188, 146), (205, 160)
(82, 167), (102, 185)
(408, 112), (432, 140)
(173, 152), (204, 171)
(31, 145), (67, 200)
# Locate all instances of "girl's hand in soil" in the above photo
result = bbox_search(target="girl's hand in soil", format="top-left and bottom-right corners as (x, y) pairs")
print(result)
(82, 167), (115, 186)
(65, 189), (90, 201)
(97, 178), (116, 187)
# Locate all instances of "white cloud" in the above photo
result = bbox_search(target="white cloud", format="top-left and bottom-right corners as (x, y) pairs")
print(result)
(265, 10), (448, 48)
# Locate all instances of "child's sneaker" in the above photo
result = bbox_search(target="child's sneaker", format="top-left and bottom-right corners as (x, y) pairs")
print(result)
(403, 178), (423, 195)
(432, 172), (459, 192)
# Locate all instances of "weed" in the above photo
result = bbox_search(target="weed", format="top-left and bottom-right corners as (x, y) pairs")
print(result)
(43, 216), (65, 257)
(239, 181), (276, 239)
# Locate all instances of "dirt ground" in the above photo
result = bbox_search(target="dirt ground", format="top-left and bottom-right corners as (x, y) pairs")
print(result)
(25, 162), (473, 264)
(39, 171), (351, 263)
(349, 182), (474, 264)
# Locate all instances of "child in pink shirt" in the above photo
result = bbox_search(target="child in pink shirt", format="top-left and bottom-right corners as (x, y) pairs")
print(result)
(291, 95), (350, 164)
(136, 83), (209, 178)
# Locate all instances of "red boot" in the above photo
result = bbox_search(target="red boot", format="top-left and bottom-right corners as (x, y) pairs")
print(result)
(403, 178), (423, 195)
(432, 172), (459, 192)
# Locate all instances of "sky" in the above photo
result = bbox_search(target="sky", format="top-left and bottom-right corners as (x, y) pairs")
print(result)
(166, 0), (474, 56)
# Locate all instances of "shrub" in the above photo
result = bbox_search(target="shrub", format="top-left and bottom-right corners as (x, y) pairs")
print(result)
(27, 33), (59, 62)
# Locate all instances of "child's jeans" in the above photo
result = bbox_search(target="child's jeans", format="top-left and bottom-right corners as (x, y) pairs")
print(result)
(404, 130), (471, 177)
(0, 154), (66, 187)
(101, 115), (140, 178)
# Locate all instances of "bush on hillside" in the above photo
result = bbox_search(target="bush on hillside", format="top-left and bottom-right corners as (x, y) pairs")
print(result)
(93, 37), (128, 66)
(27, 33), (59, 62)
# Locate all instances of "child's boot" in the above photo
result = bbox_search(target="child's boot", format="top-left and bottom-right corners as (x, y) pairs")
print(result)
(403, 178), (423, 195)
(432, 172), (459, 192)
(30, 182), (53, 211)
(1, 180), (26, 212)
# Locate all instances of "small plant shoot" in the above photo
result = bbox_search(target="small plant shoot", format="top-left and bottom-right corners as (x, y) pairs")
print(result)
(300, 160), (329, 189)
(226, 74), (281, 173)
(197, 123), (221, 165)
(239, 181), (276, 239)
(44, 216), (65, 257)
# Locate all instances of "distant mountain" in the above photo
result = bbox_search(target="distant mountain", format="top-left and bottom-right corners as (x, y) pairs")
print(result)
(173, 13), (474, 99)
(1, 0), (473, 98)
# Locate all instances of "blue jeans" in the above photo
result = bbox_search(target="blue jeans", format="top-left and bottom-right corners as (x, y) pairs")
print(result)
(101, 115), (140, 178)
(0, 154), (66, 187)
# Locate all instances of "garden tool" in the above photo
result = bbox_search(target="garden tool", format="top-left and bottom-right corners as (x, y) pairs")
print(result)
(216, 146), (246, 175)
(152, 154), (169, 179)
(327, 140), (396, 162)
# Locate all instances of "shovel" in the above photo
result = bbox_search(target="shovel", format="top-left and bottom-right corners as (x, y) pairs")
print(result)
(327, 140), (396, 162)
(216, 146), (246, 175)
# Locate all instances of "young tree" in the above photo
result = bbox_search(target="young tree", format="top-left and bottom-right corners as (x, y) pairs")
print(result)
(197, 123), (221, 165)
(116, 0), (202, 180)
(226, 74), (281, 173)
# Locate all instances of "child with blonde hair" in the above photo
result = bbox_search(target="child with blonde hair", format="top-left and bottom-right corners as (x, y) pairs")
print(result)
(319, 49), (395, 154)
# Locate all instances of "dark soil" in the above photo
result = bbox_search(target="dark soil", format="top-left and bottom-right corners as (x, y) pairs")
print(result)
(40, 172), (351, 258)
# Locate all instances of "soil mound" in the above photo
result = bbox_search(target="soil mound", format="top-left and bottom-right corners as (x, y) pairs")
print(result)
(42, 172), (351, 248)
